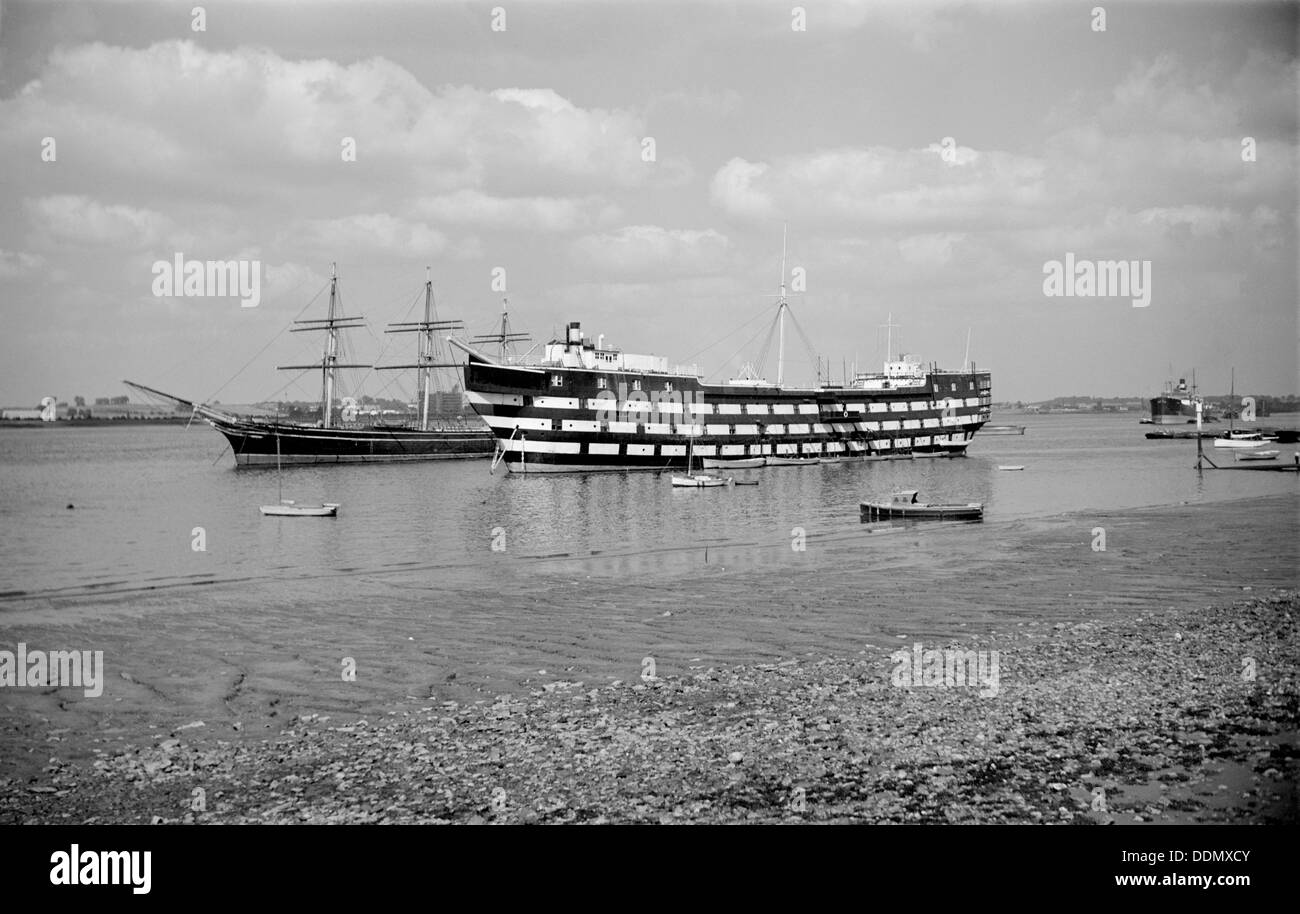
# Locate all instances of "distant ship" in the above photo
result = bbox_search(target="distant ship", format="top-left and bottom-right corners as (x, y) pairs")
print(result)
(1149, 375), (1216, 425)
(452, 251), (990, 473)
(128, 266), (499, 466)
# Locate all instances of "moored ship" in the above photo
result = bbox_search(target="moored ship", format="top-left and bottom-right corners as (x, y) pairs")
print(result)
(128, 266), (496, 466)
(453, 273), (991, 472)
(1149, 376), (1216, 425)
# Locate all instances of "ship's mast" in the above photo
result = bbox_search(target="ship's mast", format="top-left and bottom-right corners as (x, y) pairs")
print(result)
(881, 312), (899, 363)
(777, 225), (787, 387)
(322, 264), (339, 427)
(469, 297), (530, 363)
(279, 263), (368, 428)
(378, 269), (467, 431)
(418, 269), (433, 430)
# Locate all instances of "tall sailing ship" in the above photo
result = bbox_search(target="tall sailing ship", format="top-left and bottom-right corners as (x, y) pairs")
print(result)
(453, 262), (992, 473)
(128, 266), (499, 466)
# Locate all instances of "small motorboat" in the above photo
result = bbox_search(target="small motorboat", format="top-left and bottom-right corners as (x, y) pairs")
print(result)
(981, 425), (1026, 435)
(1235, 449), (1279, 461)
(261, 501), (340, 517)
(733, 479), (760, 486)
(860, 490), (983, 520)
(998, 465), (1025, 471)
(701, 457), (764, 469)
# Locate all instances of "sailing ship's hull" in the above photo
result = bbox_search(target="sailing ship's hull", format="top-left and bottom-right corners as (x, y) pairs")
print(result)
(464, 361), (991, 473)
(209, 416), (494, 466)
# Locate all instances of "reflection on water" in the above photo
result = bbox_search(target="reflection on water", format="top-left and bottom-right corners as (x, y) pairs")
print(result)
(0, 414), (1296, 599)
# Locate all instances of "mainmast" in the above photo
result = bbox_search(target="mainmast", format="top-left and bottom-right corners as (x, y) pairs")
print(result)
(777, 224), (788, 388)
(378, 268), (466, 431)
(279, 262), (368, 428)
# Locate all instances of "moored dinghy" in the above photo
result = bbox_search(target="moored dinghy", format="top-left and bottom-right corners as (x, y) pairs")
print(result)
(861, 490), (983, 520)
(261, 501), (340, 517)
(260, 433), (341, 516)
(701, 457), (765, 469)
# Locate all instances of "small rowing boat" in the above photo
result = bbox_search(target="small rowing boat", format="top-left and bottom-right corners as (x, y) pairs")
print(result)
(260, 501), (340, 517)
(700, 457), (764, 469)
(1235, 449), (1279, 461)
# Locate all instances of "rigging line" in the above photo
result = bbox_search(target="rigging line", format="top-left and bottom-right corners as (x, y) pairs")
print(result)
(704, 316), (779, 383)
(353, 282), (433, 392)
(786, 309), (822, 375)
(752, 306), (782, 379)
(202, 277), (330, 404)
(676, 301), (775, 366)
(260, 370), (314, 406)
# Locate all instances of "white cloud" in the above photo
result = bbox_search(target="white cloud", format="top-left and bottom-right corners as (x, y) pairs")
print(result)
(291, 214), (465, 260)
(26, 195), (181, 249)
(414, 191), (621, 233)
(0, 250), (44, 278)
(710, 147), (1047, 230)
(570, 226), (732, 278)
(710, 159), (775, 220)
(0, 41), (665, 199)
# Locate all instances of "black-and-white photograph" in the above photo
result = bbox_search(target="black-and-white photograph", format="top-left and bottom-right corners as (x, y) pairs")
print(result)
(0, 0), (1295, 880)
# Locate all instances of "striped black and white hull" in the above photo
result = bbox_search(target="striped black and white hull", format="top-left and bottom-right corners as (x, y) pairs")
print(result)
(465, 361), (991, 473)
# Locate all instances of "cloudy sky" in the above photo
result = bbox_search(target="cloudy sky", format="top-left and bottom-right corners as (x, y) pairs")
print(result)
(0, 0), (1295, 406)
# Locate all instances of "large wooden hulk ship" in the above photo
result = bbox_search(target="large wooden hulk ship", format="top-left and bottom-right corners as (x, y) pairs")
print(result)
(128, 266), (495, 466)
(451, 260), (992, 473)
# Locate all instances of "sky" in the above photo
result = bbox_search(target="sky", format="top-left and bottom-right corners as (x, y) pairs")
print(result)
(0, 0), (1296, 407)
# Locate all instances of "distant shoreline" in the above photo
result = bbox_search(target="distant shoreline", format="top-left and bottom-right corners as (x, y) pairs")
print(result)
(0, 417), (194, 427)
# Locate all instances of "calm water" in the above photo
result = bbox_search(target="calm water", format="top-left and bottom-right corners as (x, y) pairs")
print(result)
(1, 414), (1296, 602)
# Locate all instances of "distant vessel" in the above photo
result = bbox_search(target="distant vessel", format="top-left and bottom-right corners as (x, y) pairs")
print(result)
(127, 266), (496, 466)
(1149, 374), (1216, 425)
(455, 240), (990, 473)
(861, 490), (984, 520)
(981, 425), (1026, 435)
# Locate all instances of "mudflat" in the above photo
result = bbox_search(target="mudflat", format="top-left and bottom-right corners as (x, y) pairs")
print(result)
(1, 494), (1296, 823)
